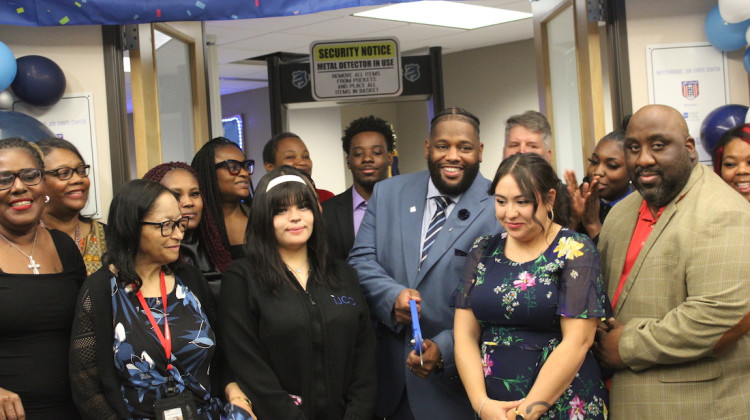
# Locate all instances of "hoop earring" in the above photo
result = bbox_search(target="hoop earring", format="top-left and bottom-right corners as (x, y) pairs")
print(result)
(44, 195), (50, 203)
(547, 208), (554, 222)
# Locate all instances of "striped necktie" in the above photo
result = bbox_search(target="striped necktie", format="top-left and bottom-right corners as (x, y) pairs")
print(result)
(420, 196), (451, 267)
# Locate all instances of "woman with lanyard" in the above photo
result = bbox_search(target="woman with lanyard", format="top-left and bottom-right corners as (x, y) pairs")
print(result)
(38, 137), (107, 275)
(219, 168), (376, 419)
(69, 179), (254, 419)
(0, 137), (87, 420)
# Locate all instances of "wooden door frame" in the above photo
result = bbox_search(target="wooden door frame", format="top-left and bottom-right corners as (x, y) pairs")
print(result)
(533, 0), (606, 165)
(129, 21), (208, 177)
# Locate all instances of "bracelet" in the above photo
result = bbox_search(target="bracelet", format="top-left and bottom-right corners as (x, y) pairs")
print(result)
(514, 408), (526, 419)
(477, 397), (489, 417)
(231, 396), (252, 407)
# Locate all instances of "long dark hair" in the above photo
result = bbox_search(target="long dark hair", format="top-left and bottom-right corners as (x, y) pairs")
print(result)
(490, 153), (571, 231)
(246, 167), (336, 293)
(191, 138), (244, 268)
(142, 161), (233, 272)
(102, 179), (179, 290)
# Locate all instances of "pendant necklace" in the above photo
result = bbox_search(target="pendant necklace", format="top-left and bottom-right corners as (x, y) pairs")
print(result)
(285, 259), (309, 274)
(0, 227), (40, 274)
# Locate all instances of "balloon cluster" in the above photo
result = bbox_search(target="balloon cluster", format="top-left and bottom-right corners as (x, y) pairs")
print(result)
(704, 1), (750, 73)
(0, 40), (67, 109)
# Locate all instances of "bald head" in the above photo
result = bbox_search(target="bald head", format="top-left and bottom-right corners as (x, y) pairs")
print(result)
(624, 104), (697, 212)
(627, 105), (691, 140)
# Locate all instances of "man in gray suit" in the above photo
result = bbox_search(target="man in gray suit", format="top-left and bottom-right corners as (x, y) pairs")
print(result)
(349, 107), (500, 419)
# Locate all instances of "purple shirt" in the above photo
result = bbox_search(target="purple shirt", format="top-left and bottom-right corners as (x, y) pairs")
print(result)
(352, 188), (367, 237)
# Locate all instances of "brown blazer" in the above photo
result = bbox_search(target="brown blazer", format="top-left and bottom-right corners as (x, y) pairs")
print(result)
(598, 164), (750, 419)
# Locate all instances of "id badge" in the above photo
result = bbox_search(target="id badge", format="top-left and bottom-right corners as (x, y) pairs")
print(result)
(153, 392), (199, 420)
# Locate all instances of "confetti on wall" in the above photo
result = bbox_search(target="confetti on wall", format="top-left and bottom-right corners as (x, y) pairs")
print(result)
(0, 0), (418, 26)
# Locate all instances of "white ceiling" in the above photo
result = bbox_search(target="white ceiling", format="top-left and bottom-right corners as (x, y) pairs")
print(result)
(206, 0), (534, 95)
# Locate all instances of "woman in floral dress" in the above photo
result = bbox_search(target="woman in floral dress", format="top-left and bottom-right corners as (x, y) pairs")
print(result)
(69, 180), (254, 419)
(454, 153), (611, 420)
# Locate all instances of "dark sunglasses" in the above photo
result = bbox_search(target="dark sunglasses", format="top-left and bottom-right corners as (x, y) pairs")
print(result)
(45, 164), (91, 180)
(215, 159), (255, 175)
(140, 217), (189, 237)
(0, 168), (43, 190)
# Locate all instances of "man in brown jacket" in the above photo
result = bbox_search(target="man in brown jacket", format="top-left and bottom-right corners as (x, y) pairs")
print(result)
(595, 104), (750, 418)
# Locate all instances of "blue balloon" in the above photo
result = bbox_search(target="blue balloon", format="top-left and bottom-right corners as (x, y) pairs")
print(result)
(0, 111), (55, 142)
(11, 55), (66, 107)
(0, 41), (16, 92)
(705, 5), (750, 52)
(700, 104), (749, 156)
(745, 47), (750, 73)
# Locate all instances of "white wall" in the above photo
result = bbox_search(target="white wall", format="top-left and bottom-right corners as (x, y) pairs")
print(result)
(626, 0), (750, 110)
(0, 24), (113, 221)
(287, 106), (345, 193)
(443, 39), (539, 180)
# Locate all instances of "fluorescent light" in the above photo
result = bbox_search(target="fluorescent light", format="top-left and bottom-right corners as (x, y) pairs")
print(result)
(354, 1), (532, 30)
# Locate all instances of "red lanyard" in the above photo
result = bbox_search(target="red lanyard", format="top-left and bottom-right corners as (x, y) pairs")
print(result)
(136, 271), (172, 370)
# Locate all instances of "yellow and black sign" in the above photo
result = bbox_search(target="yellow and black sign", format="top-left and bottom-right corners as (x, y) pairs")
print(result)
(310, 37), (402, 100)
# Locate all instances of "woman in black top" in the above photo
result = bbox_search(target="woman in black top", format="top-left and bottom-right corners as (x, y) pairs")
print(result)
(564, 130), (633, 239)
(191, 138), (253, 261)
(0, 137), (86, 420)
(69, 180), (253, 419)
(219, 168), (376, 419)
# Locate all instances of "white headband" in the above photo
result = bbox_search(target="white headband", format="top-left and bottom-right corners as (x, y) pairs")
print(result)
(266, 174), (307, 192)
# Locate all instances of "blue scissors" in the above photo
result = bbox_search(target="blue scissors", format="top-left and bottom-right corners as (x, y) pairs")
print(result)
(409, 299), (424, 367)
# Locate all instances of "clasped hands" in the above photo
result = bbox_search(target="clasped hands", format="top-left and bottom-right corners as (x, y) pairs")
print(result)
(394, 289), (442, 378)
(593, 317), (627, 369)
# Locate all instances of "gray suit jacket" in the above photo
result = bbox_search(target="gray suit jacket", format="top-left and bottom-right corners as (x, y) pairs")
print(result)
(598, 164), (750, 418)
(348, 171), (499, 419)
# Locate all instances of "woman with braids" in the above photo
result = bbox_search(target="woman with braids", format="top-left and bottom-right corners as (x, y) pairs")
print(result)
(219, 167), (376, 419)
(69, 179), (254, 420)
(143, 162), (225, 297)
(453, 154), (610, 420)
(0, 138), (86, 419)
(38, 137), (107, 275)
(192, 137), (253, 261)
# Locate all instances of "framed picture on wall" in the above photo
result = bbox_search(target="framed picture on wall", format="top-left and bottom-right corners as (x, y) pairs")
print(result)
(221, 114), (244, 150)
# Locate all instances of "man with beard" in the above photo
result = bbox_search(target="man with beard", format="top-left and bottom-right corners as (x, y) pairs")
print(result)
(349, 107), (500, 419)
(594, 105), (750, 417)
(323, 115), (395, 260)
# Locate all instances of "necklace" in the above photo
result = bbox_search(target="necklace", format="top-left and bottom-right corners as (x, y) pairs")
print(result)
(285, 259), (309, 274)
(0, 228), (40, 274)
(74, 220), (84, 254)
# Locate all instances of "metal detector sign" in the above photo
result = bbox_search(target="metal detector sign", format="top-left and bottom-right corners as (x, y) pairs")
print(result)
(310, 37), (402, 101)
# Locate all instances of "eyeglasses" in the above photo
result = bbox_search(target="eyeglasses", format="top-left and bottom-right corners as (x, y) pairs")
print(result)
(0, 169), (43, 190)
(140, 217), (189, 237)
(215, 159), (255, 175)
(45, 164), (91, 180)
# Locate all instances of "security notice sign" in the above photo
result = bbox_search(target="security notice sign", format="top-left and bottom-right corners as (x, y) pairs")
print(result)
(310, 37), (402, 101)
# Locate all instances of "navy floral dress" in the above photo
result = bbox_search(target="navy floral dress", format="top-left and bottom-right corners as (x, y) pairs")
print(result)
(111, 275), (251, 420)
(454, 228), (610, 420)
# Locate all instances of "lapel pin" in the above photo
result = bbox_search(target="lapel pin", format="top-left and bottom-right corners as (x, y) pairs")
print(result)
(458, 209), (470, 220)
(410, 206), (416, 213)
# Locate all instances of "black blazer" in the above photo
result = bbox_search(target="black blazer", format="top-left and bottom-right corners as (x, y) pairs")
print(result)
(322, 187), (355, 261)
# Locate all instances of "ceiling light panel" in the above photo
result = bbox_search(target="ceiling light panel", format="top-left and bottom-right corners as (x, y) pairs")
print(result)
(354, 1), (532, 30)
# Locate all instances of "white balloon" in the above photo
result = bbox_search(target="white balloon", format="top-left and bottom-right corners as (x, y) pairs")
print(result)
(0, 90), (13, 110)
(719, 0), (750, 24)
